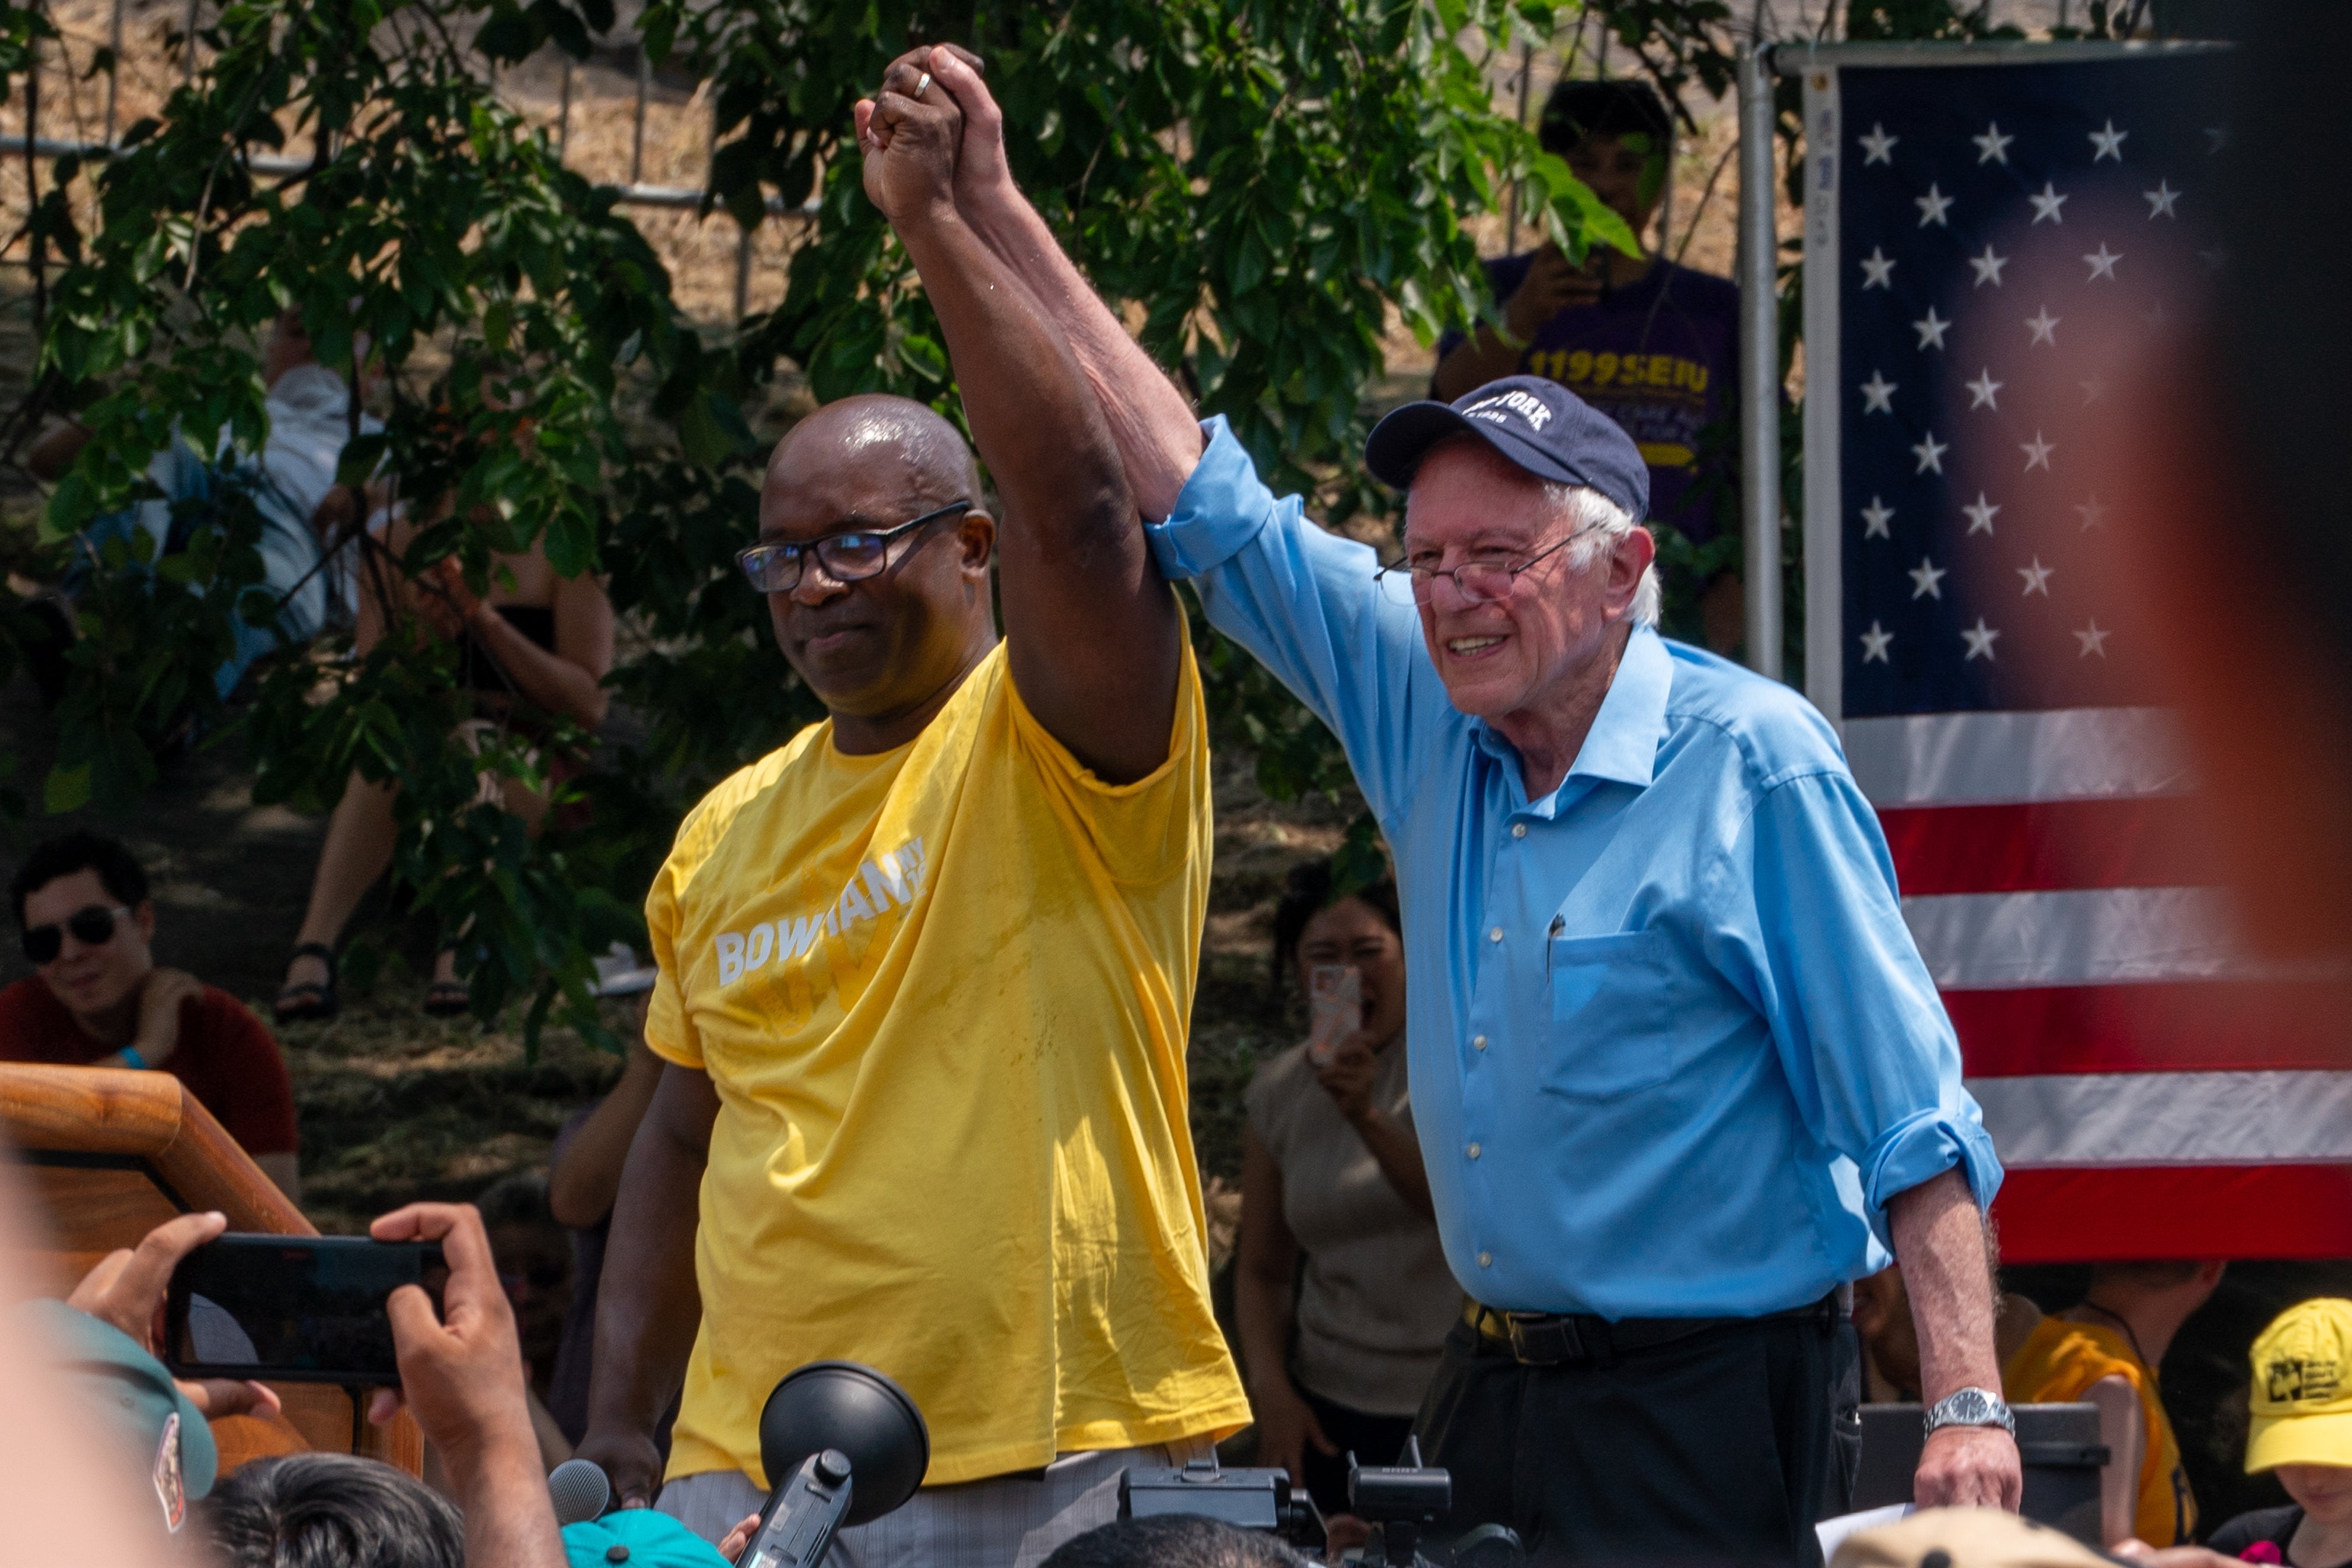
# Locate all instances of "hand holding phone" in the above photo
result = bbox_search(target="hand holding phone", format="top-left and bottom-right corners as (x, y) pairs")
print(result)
(75, 1211), (279, 1424)
(365, 1203), (564, 1568)
(361, 1204), (529, 1444)
(165, 1233), (446, 1385)
(1307, 965), (1363, 1066)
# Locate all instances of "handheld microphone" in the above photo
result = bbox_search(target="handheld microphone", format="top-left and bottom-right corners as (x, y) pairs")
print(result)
(733, 1361), (930, 1568)
(548, 1458), (611, 1526)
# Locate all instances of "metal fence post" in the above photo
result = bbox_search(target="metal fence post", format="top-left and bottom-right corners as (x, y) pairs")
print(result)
(1504, 40), (1531, 249)
(630, 52), (649, 185)
(734, 224), (753, 319)
(23, 13), (41, 333)
(1736, 39), (1783, 680)
(104, 0), (124, 143)
(557, 59), (572, 161)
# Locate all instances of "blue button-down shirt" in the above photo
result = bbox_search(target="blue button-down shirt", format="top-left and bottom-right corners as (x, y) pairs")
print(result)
(1149, 418), (2001, 1319)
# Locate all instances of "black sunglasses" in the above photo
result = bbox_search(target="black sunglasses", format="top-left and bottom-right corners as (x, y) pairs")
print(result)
(22, 903), (133, 966)
(736, 500), (972, 595)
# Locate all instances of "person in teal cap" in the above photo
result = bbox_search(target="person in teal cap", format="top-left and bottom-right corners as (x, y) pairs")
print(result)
(25, 1209), (279, 1538)
(24, 1296), (227, 1537)
(37, 1201), (575, 1566)
(564, 1509), (736, 1568)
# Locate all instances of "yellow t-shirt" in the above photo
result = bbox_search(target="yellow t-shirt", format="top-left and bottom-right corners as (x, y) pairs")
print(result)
(2003, 1316), (2195, 1545)
(642, 636), (1249, 1489)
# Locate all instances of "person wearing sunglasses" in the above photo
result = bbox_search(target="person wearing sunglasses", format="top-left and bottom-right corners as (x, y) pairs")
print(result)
(575, 63), (1249, 1566)
(2, 831), (300, 1200)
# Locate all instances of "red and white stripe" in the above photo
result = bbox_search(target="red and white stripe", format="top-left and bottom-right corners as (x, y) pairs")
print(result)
(1850, 706), (2352, 1261)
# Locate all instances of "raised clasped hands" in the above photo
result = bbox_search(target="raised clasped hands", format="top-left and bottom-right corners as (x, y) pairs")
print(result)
(854, 46), (964, 226)
(855, 44), (1015, 228)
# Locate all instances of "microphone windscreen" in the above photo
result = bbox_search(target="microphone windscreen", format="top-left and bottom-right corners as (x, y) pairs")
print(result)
(548, 1458), (611, 1526)
(758, 1361), (929, 1527)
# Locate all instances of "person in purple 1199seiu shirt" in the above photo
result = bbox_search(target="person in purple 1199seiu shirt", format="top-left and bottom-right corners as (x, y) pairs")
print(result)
(1435, 79), (1743, 652)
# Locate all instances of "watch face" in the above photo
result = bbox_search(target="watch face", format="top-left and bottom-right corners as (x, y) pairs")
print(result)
(1931, 1388), (2010, 1430)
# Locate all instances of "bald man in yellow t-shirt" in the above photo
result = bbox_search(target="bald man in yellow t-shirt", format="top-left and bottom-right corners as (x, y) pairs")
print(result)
(2003, 1260), (2226, 1548)
(574, 68), (1248, 1567)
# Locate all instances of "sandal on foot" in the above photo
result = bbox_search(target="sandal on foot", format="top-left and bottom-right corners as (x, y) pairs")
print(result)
(273, 942), (340, 1023)
(422, 979), (472, 1018)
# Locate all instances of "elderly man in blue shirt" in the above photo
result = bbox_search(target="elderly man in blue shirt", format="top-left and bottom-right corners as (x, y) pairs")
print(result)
(881, 44), (2023, 1565)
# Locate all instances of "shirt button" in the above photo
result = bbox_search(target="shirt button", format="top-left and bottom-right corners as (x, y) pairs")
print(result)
(1488, 926), (1504, 943)
(1511, 822), (1528, 838)
(1467, 1142), (1482, 1159)
(1478, 1251), (1493, 1268)
(1472, 1034), (1488, 1050)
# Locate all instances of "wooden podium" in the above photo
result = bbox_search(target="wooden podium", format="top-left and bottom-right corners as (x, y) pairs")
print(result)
(0, 1064), (424, 1476)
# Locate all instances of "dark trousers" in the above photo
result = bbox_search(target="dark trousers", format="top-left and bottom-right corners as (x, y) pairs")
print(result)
(1296, 1385), (1419, 1522)
(1414, 1309), (1861, 1568)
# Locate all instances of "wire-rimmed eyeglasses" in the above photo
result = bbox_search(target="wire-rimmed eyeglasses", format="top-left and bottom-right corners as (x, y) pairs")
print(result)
(1372, 522), (1599, 606)
(736, 499), (973, 595)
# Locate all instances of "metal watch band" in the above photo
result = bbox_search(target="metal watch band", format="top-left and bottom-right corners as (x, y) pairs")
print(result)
(1923, 1386), (2017, 1437)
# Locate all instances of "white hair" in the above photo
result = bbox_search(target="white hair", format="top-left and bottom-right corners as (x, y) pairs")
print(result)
(1543, 481), (1661, 627)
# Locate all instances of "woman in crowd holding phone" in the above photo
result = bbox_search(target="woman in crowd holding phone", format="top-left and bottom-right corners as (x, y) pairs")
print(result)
(1235, 859), (1458, 1531)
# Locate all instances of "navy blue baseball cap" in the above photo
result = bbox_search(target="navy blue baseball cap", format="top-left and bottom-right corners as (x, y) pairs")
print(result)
(1363, 375), (1650, 521)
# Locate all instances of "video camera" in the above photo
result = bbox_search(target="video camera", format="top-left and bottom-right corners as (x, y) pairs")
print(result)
(1118, 1436), (1522, 1566)
(1118, 1454), (1320, 1541)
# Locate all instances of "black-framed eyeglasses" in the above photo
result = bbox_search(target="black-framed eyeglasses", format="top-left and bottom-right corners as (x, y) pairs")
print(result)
(1372, 522), (1600, 607)
(22, 903), (133, 966)
(736, 499), (973, 595)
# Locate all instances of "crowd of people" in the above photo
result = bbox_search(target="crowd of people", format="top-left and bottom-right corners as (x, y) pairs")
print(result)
(0, 806), (2296, 1563)
(5, 13), (2350, 1568)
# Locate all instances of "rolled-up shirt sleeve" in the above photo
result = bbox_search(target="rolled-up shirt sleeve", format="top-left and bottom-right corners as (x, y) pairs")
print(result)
(1732, 768), (2002, 1245)
(1145, 416), (1447, 824)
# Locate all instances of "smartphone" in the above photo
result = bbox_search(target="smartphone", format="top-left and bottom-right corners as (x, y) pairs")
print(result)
(1306, 964), (1363, 1066)
(164, 1234), (447, 1384)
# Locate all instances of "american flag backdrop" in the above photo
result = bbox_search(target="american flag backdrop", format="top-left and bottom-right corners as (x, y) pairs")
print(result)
(1795, 45), (2352, 1261)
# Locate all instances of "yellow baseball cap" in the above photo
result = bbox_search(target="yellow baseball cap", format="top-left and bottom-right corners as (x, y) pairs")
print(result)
(2247, 1299), (2352, 1472)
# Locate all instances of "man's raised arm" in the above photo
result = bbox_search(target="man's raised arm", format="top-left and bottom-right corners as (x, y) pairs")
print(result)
(876, 47), (1203, 523)
(857, 64), (1178, 783)
(866, 48), (1442, 830)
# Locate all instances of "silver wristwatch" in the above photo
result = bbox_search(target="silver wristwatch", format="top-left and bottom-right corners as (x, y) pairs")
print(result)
(1923, 1386), (2016, 1437)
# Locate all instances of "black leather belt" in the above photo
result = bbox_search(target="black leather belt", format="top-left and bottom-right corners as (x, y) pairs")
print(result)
(1465, 1290), (1845, 1367)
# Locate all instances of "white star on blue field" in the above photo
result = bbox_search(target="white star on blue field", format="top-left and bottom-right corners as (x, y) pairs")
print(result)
(1835, 53), (2230, 716)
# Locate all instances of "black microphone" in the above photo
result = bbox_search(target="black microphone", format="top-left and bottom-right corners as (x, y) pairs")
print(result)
(548, 1458), (611, 1526)
(733, 1361), (930, 1568)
